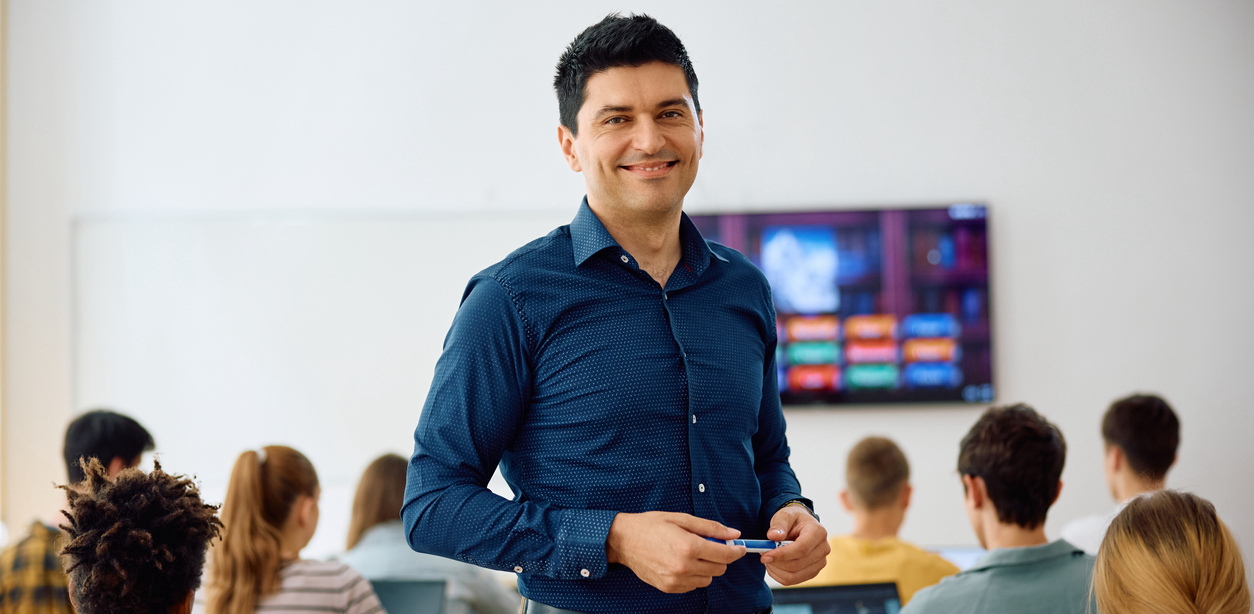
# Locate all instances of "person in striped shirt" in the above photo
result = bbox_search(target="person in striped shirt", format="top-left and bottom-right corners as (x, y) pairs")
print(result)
(199, 446), (382, 614)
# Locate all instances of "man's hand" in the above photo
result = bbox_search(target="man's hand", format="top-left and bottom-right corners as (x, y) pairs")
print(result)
(605, 512), (747, 593)
(760, 505), (829, 585)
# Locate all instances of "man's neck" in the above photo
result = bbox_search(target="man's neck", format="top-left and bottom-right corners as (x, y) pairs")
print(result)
(587, 197), (684, 287)
(1114, 474), (1165, 503)
(982, 519), (1050, 550)
(849, 508), (904, 541)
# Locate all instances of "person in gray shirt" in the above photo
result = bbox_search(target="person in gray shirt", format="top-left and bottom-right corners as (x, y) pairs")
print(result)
(903, 404), (1094, 614)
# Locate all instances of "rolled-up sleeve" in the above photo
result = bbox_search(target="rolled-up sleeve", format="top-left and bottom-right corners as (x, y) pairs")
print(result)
(402, 275), (617, 580)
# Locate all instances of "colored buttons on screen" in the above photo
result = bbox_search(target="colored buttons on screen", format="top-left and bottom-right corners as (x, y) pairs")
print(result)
(904, 362), (964, 389)
(901, 313), (961, 339)
(845, 340), (899, 364)
(787, 365), (841, 391)
(784, 315), (840, 342)
(845, 364), (900, 390)
(843, 315), (898, 340)
(786, 341), (840, 366)
(902, 338), (961, 363)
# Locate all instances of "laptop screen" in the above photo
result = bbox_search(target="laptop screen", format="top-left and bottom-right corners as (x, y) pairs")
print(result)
(771, 582), (901, 614)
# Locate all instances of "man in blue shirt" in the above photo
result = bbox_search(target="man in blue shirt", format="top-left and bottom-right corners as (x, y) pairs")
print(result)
(902, 405), (1095, 614)
(403, 13), (828, 614)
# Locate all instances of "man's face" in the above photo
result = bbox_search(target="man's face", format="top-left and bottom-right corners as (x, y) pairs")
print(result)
(559, 61), (703, 217)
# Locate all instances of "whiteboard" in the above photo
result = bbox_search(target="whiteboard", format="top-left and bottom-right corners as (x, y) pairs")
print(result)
(73, 211), (572, 557)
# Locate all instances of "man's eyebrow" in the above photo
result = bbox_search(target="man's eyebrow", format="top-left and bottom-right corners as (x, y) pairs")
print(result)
(592, 105), (633, 120)
(656, 98), (690, 110)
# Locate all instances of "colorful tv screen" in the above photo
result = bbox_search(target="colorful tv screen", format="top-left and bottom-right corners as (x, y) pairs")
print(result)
(690, 204), (994, 406)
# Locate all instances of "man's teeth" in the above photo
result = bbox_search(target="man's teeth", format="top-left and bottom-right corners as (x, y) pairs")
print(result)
(637, 164), (667, 171)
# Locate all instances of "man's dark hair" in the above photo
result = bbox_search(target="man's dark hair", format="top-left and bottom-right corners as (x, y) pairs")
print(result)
(63, 410), (155, 483)
(1101, 393), (1179, 482)
(554, 13), (700, 135)
(59, 458), (222, 614)
(958, 404), (1067, 529)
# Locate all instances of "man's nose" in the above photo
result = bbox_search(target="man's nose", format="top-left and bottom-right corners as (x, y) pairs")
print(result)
(631, 118), (666, 154)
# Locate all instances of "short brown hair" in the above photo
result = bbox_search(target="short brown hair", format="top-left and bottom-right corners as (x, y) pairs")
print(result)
(1102, 394), (1179, 482)
(958, 404), (1066, 529)
(1095, 490), (1249, 614)
(59, 458), (222, 614)
(846, 436), (910, 509)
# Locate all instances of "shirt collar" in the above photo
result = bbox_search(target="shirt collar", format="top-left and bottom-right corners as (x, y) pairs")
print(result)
(968, 539), (1085, 571)
(569, 197), (728, 273)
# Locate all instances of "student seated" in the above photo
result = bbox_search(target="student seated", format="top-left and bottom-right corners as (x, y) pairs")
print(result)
(339, 454), (519, 614)
(795, 437), (957, 603)
(902, 404), (1094, 614)
(0, 409), (155, 614)
(1094, 490), (1249, 614)
(198, 446), (382, 614)
(58, 458), (222, 614)
(1061, 393), (1179, 554)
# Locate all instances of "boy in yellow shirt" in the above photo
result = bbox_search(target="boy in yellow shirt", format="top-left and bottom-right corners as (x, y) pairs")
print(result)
(797, 436), (958, 604)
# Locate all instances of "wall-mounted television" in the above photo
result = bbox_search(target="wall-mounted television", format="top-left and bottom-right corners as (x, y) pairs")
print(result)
(690, 204), (994, 406)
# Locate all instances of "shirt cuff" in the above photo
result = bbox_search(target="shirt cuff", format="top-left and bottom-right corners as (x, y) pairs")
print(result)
(552, 508), (618, 581)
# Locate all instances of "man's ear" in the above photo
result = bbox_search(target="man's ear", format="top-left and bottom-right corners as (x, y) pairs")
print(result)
(961, 474), (985, 510)
(1052, 480), (1063, 506)
(839, 489), (854, 513)
(899, 483), (913, 510)
(1107, 445), (1123, 472)
(697, 109), (704, 157)
(558, 125), (582, 172)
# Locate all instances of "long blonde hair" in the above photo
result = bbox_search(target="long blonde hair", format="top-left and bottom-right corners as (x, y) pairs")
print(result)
(1095, 490), (1250, 614)
(346, 453), (408, 550)
(205, 446), (319, 614)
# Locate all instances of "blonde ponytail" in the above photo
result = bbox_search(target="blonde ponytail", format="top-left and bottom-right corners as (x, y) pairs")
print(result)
(204, 446), (318, 614)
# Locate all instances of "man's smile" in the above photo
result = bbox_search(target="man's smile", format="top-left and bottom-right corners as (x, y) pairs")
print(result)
(619, 159), (679, 178)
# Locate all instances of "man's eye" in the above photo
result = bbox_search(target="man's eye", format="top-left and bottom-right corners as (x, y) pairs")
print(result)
(605, 117), (626, 125)
(662, 111), (682, 119)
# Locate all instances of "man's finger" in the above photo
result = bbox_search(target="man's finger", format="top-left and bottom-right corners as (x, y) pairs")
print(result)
(671, 513), (741, 540)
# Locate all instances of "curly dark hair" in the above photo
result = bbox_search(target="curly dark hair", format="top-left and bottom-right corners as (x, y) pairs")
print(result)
(958, 404), (1067, 529)
(59, 458), (223, 614)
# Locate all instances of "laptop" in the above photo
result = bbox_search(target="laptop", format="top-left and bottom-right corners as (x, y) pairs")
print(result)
(771, 582), (901, 614)
(368, 579), (446, 614)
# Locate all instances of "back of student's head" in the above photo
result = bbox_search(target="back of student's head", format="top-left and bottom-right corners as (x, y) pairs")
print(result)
(60, 458), (222, 614)
(1095, 490), (1249, 614)
(63, 409), (155, 483)
(1102, 393), (1180, 481)
(346, 453), (408, 550)
(846, 436), (910, 509)
(958, 404), (1066, 529)
(206, 446), (318, 614)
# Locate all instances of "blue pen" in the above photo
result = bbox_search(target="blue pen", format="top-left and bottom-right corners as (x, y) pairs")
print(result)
(705, 537), (792, 553)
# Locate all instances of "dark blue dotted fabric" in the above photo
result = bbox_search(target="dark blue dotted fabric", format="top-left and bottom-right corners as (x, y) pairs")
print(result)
(403, 199), (808, 613)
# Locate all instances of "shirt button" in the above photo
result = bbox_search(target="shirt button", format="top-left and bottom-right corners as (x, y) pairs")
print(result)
(580, 569), (591, 578)
(663, 293), (668, 300)
(699, 483), (706, 493)
(620, 255), (629, 263)
(692, 415), (697, 424)
(514, 566), (523, 573)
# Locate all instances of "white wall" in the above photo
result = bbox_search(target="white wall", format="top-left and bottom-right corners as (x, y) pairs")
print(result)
(6, 0), (1253, 572)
